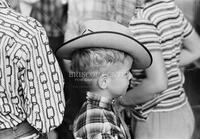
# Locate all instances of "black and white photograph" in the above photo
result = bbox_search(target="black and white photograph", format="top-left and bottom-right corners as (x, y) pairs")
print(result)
(0, 0), (200, 139)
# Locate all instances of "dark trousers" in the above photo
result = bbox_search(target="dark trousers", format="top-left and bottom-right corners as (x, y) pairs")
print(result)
(0, 121), (47, 139)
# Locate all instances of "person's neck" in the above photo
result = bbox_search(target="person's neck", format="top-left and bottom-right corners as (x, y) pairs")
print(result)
(89, 90), (114, 101)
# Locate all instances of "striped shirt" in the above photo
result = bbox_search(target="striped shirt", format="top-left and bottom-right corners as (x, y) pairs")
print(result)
(128, 0), (193, 119)
(73, 92), (128, 139)
(65, 0), (136, 40)
(0, 0), (65, 133)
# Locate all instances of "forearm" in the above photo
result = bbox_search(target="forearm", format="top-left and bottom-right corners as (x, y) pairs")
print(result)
(119, 80), (160, 106)
(180, 29), (200, 66)
(180, 48), (200, 66)
(120, 54), (168, 106)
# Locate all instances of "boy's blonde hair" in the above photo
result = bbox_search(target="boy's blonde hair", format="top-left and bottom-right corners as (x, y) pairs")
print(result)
(70, 48), (132, 82)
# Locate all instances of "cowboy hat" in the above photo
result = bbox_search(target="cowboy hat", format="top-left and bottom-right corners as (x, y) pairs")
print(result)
(56, 20), (152, 69)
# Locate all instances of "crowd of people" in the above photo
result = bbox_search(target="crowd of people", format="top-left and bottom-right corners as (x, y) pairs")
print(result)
(0, 0), (200, 139)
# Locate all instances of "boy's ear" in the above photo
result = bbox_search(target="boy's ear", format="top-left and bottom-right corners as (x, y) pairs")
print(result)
(97, 74), (110, 89)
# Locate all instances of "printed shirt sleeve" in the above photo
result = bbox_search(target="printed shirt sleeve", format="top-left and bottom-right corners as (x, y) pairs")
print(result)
(129, 17), (161, 51)
(25, 20), (65, 133)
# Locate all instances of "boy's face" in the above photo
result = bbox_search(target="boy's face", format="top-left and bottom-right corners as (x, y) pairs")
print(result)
(107, 56), (133, 98)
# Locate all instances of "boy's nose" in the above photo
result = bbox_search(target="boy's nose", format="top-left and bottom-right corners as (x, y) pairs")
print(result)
(128, 72), (133, 80)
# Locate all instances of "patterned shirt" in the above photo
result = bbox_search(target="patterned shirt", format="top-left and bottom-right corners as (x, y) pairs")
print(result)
(128, 0), (193, 119)
(65, 0), (136, 40)
(73, 92), (127, 139)
(31, 0), (66, 37)
(0, 0), (65, 133)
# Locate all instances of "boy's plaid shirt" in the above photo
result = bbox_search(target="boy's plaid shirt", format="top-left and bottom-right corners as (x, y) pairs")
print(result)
(73, 92), (128, 139)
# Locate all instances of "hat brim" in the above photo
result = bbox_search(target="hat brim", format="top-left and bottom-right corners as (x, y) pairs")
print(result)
(56, 31), (152, 69)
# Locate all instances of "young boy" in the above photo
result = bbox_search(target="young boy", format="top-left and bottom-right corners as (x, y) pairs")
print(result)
(56, 20), (152, 139)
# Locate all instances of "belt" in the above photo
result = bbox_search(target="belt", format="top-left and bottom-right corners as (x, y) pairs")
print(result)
(0, 120), (27, 131)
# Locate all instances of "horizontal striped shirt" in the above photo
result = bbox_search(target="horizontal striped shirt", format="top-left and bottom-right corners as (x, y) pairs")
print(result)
(128, 0), (193, 119)
(0, 0), (65, 133)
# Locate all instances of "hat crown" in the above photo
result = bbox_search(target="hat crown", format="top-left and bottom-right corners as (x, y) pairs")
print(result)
(56, 20), (152, 69)
(80, 20), (132, 36)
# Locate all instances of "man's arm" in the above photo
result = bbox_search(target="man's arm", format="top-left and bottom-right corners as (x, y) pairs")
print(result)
(119, 50), (168, 106)
(25, 21), (65, 133)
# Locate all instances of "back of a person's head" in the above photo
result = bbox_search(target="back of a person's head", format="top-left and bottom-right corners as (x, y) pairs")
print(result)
(70, 48), (130, 90)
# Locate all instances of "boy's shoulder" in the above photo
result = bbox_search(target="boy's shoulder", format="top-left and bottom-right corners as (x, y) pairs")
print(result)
(75, 101), (105, 120)
(73, 102), (118, 137)
(74, 101), (115, 126)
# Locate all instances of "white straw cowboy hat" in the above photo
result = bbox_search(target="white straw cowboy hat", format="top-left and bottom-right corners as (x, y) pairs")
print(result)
(56, 20), (152, 69)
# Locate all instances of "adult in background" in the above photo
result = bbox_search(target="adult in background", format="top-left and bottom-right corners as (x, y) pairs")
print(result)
(0, 0), (65, 138)
(118, 0), (200, 139)
(30, 0), (68, 53)
(65, 0), (136, 41)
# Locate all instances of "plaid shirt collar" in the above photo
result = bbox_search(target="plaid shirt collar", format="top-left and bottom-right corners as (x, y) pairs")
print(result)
(86, 92), (115, 111)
